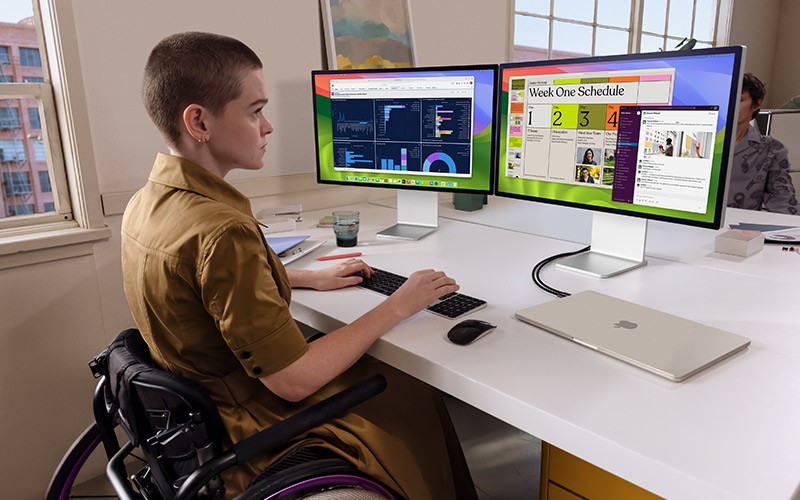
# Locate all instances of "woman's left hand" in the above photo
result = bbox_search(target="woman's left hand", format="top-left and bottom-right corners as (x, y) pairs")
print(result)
(288, 259), (372, 290)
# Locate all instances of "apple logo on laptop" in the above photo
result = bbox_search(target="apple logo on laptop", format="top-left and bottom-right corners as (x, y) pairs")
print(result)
(614, 320), (638, 329)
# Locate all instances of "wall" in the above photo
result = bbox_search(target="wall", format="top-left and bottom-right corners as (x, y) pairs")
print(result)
(728, 0), (781, 104)
(728, 0), (800, 109)
(0, 1), (511, 498)
(768, 0), (800, 108)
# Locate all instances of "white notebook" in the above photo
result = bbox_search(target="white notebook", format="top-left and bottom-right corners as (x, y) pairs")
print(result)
(278, 238), (324, 264)
(515, 291), (750, 382)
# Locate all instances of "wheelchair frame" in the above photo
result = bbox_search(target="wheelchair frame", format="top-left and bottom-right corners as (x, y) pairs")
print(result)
(45, 328), (398, 500)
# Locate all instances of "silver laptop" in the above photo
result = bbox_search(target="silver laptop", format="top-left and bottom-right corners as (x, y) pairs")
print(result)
(515, 291), (750, 382)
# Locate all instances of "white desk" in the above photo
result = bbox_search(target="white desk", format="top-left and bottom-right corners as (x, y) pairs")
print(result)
(433, 195), (800, 284)
(282, 202), (800, 500)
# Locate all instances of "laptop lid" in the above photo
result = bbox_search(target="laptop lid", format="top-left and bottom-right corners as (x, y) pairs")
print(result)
(515, 291), (750, 382)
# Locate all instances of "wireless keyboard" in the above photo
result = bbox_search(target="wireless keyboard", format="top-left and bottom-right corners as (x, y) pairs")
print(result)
(356, 267), (487, 320)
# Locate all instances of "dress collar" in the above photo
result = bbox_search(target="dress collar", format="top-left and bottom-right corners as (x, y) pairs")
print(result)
(148, 153), (252, 217)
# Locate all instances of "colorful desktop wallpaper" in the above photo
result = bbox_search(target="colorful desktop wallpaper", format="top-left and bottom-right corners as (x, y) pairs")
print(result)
(496, 48), (743, 227)
(313, 67), (496, 193)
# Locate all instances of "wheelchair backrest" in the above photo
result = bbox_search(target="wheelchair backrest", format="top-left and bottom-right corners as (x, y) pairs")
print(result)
(104, 328), (228, 496)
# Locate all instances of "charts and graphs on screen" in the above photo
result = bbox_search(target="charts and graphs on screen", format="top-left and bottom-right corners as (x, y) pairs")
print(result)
(313, 65), (496, 194)
(330, 77), (475, 178)
(313, 66), (496, 240)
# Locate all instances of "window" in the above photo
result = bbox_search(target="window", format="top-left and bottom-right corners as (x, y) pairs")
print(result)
(3, 171), (32, 197)
(8, 203), (34, 215)
(0, 0), (108, 255)
(19, 47), (41, 67)
(0, 107), (21, 129)
(0, 76), (11, 83)
(0, 139), (26, 162)
(33, 139), (45, 161)
(37, 169), (51, 192)
(0, 2), (73, 227)
(27, 107), (39, 129)
(512, 0), (729, 61)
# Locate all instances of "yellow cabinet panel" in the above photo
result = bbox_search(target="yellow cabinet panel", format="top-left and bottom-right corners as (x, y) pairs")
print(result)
(548, 482), (583, 500)
(541, 442), (663, 500)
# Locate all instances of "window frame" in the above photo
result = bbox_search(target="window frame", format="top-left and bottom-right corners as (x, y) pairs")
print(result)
(0, 82), (71, 227)
(0, 0), (108, 265)
(509, 0), (733, 61)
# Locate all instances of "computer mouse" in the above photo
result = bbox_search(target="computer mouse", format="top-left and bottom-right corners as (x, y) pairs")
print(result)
(447, 319), (497, 346)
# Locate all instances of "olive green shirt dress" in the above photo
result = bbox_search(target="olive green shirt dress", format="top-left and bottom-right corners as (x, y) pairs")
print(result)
(121, 153), (465, 499)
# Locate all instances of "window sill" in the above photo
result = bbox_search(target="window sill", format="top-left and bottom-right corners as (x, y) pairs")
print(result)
(0, 222), (112, 270)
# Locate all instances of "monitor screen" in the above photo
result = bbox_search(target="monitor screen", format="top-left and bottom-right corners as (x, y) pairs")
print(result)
(312, 65), (497, 195)
(495, 47), (744, 230)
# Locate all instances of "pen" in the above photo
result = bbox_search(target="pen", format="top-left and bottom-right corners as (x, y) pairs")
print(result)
(316, 252), (363, 261)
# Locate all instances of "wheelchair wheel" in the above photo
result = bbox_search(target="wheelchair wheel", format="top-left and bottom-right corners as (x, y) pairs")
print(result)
(45, 422), (104, 500)
(237, 457), (398, 500)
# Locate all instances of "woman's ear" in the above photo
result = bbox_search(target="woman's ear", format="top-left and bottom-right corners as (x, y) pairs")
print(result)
(183, 104), (209, 143)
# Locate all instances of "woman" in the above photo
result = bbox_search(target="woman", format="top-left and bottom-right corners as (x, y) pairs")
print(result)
(582, 148), (597, 165)
(121, 31), (475, 499)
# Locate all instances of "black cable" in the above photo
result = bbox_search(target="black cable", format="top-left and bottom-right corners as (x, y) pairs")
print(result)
(531, 245), (591, 298)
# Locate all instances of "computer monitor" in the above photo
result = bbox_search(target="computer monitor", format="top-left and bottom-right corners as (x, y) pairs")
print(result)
(495, 47), (745, 277)
(312, 64), (498, 240)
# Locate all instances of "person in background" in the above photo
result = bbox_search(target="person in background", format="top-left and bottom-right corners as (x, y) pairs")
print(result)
(658, 137), (674, 157)
(121, 31), (475, 499)
(728, 72), (798, 214)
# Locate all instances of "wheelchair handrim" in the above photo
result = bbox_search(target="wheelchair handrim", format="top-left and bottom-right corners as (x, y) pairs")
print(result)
(265, 473), (395, 499)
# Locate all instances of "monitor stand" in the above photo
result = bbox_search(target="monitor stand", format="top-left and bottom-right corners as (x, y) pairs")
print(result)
(377, 190), (438, 241)
(555, 212), (648, 278)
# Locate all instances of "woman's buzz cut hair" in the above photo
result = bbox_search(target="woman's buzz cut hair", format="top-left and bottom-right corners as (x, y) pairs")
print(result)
(142, 32), (263, 146)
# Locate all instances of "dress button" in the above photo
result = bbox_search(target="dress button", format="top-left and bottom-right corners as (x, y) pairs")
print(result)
(241, 351), (251, 359)
(253, 366), (262, 375)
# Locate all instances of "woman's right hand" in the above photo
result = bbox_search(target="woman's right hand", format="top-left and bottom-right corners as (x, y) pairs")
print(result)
(386, 269), (459, 319)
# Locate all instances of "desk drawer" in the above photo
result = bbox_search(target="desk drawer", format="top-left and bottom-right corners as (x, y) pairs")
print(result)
(548, 482), (582, 500)
(541, 442), (662, 500)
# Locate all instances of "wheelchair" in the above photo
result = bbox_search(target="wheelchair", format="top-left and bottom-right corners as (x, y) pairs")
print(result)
(46, 328), (402, 499)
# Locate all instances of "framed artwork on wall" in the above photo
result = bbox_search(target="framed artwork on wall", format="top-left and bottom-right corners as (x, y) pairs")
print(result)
(320, 0), (417, 69)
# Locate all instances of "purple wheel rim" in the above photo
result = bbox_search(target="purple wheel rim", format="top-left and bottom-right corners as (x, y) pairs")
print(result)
(264, 473), (394, 499)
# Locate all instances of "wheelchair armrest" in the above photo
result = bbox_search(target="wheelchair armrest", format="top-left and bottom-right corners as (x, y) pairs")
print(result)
(174, 374), (387, 500)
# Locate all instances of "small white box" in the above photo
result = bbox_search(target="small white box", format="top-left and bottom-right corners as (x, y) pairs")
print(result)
(714, 230), (765, 257)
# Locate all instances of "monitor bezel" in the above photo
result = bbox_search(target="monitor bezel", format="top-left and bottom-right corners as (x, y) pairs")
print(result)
(311, 64), (499, 196)
(494, 46), (745, 230)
